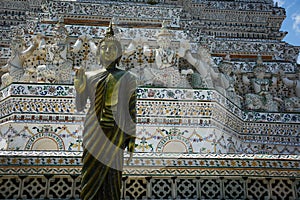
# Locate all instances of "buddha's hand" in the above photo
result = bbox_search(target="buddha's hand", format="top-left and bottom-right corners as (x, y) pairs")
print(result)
(74, 67), (86, 94)
(126, 138), (135, 165)
(126, 152), (133, 165)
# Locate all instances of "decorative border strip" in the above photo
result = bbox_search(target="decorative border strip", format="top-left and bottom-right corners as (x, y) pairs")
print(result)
(2, 150), (299, 159)
(0, 97), (76, 118)
(0, 114), (85, 124)
(0, 83), (75, 100)
(137, 87), (300, 124)
(1, 84), (300, 124)
(46, 1), (181, 27)
(0, 151), (299, 177)
(123, 168), (300, 178)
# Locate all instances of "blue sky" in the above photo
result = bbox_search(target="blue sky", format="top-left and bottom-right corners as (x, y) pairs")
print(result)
(274, 0), (300, 46)
(273, 0), (300, 63)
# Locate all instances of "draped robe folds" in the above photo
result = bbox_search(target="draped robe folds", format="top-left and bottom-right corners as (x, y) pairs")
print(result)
(76, 68), (137, 200)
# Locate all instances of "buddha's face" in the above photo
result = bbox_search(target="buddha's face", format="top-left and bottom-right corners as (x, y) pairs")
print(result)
(99, 40), (120, 68)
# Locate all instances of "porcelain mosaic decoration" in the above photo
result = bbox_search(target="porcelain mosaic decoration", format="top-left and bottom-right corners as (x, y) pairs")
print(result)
(0, 0), (299, 199)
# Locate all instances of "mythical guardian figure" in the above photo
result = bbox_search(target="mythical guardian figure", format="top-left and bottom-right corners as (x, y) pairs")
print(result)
(281, 70), (300, 112)
(216, 54), (241, 106)
(0, 33), (43, 88)
(126, 21), (193, 88)
(37, 20), (72, 83)
(242, 55), (280, 111)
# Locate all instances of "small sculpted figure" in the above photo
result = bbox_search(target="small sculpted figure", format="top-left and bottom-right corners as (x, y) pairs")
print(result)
(217, 54), (241, 106)
(36, 20), (72, 84)
(242, 55), (280, 111)
(50, 21), (73, 83)
(281, 70), (300, 112)
(178, 39), (225, 89)
(128, 21), (192, 87)
(74, 23), (137, 200)
(0, 33), (43, 87)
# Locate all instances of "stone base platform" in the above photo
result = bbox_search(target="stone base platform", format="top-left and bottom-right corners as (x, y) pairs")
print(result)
(0, 151), (299, 199)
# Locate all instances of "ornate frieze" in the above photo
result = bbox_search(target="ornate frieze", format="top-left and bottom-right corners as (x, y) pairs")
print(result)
(0, 97), (76, 118)
(192, 0), (274, 11)
(42, 1), (181, 27)
(0, 123), (83, 151)
(0, 84), (75, 100)
(0, 150), (299, 199)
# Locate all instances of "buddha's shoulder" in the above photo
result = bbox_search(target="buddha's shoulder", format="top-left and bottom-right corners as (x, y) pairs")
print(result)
(85, 69), (106, 79)
(123, 70), (137, 79)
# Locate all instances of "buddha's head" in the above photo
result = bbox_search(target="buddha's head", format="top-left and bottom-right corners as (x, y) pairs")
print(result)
(98, 23), (122, 69)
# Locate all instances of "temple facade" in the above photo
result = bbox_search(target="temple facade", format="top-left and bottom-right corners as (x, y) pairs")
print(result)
(0, 0), (299, 199)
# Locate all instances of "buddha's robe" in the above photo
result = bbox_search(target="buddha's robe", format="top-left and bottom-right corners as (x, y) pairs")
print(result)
(76, 68), (136, 200)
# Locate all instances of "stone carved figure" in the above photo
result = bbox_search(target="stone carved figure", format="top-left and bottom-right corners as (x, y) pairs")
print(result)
(0, 73), (13, 89)
(217, 54), (241, 106)
(72, 34), (99, 71)
(38, 20), (72, 84)
(128, 21), (192, 88)
(242, 55), (280, 111)
(74, 24), (136, 200)
(0, 33), (43, 87)
(281, 70), (300, 112)
(179, 40), (224, 89)
(36, 65), (56, 83)
(126, 21), (229, 89)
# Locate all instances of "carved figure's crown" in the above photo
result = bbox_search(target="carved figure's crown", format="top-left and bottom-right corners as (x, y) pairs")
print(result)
(157, 20), (173, 37)
(254, 54), (267, 73)
(219, 53), (233, 72)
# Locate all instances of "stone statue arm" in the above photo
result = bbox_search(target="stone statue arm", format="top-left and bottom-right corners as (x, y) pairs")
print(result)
(184, 50), (213, 77)
(21, 34), (43, 58)
(72, 35), (98, 54)
(87, 35), (98, 55)
(178, 40), (191, 58)
(0, 64), (9, 72)
(74, 67), (88, 112)
(209, 67), (220, 80)
(282, 76), (295, 88)
(242, 73), (251, 85)
(184, 50), (198, 66)
(185, 50), (206, 76)
(124, 37), (148, 56)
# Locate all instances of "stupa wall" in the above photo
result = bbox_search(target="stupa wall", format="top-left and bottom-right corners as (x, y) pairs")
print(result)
(0, 1), (300, 199)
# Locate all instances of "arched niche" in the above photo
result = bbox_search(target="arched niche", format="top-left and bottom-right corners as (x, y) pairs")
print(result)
(25, 132), (65, 150)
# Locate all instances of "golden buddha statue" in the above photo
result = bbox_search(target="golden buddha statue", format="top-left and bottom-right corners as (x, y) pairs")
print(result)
(74, 23), (137, 200)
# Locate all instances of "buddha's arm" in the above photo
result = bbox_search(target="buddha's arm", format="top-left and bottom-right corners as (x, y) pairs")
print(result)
(125, 75), (137, 165)
(75, 87), (88, 112)
(127, 74), (137, 152)
(74, 69), (88, 112)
